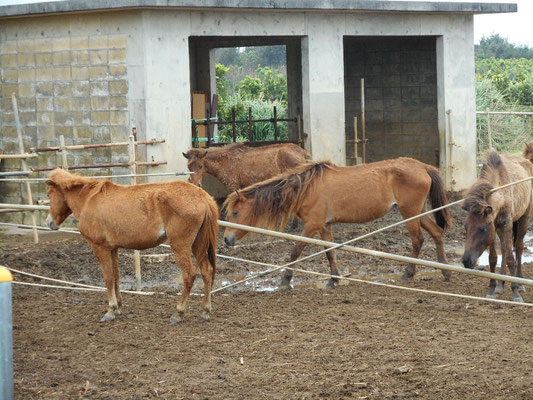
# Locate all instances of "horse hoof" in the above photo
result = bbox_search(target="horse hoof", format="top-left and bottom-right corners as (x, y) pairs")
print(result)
(485, 294), (497, 300)
(494, 285), (504, 295)
(442, 271), (451, 281)
(170, 314), (182, 325)
(518, 285), (526, 293)
(115, 308), (122, 316)
(199, 314), (210, 322)
(512, 295), (524, 303)
(400, 273), (413, 282)
(325, 280), (337, 289)
(278, 283), (292, 291)
(100, 313), (115, 322)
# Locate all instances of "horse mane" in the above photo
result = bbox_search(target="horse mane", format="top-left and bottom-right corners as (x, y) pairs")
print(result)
(524, 142), (533, 164)
(48, 168), (110, 195)
(463, 150), (503, 214)
(224, 161), (335, 231)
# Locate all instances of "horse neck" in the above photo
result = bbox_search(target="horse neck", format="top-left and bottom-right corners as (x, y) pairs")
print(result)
(204, 155), (239, 187)
(62, 185), (92, 218)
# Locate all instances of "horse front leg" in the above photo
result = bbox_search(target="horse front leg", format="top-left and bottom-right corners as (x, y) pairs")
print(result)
(281, 224), (319, 289)
(91, 244), (120, 322)
(499, 229), (523, 303)
(319, 225), (340, 289)
(111, 248), (122, 315)
(486, 242), (499, 299)
(513, 214), (530, 293)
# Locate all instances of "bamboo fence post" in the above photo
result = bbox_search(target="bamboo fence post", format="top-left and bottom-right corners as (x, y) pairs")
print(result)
(11, 93), (39, 243)
(129, 128), (142, 292)
(59, 135), (69, 170)
(353, 116), (358, 163)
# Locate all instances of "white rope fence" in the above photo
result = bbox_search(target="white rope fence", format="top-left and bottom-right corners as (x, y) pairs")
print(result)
(0, 171), (193, 183)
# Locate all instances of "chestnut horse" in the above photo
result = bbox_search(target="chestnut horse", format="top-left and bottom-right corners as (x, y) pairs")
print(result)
(45, 168), (219, 323)
(183, 143), (311, 190)
(461, 148), (533, 302)
(223, 158), (452, 287)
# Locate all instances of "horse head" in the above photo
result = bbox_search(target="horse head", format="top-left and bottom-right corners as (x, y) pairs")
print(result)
(223, 190), (253, 246)
(183, 149), (207, 187)
(461, 184), (502, 268)
(45, 169), (73, 230)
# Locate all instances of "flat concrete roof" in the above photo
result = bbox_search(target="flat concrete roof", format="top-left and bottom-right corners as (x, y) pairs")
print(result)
(0, 0), (517, 19)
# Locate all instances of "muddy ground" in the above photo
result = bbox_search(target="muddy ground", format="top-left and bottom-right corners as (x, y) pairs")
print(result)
(1, 199), (532, 400)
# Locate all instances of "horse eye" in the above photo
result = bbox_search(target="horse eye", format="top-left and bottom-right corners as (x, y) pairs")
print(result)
(232, 211), (239, 217)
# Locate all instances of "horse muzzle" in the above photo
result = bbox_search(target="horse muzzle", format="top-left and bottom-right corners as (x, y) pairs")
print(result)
(46, 215), (59, 231)
(224, 233), (236, 246)
(462, 251), (479, 269)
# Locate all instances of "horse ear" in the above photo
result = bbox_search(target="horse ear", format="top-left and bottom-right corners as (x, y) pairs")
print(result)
(197, 151), (207, 159)
(235, 190), (246, 202)
(182, 152), (190, 159)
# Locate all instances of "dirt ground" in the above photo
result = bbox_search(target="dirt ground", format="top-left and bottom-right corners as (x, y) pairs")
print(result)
(1, 198), (532, 400)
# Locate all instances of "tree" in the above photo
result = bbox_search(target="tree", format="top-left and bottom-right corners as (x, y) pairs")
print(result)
(475, 34), (533, 60)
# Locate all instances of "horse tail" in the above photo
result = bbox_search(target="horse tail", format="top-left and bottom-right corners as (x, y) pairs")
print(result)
(194, 196), (219, 280)
(426, 167), (453, 232)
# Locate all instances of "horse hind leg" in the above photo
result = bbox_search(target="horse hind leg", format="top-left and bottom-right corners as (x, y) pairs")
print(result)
(513, 212), (530, 293)
(169, 247), (197, 325)
(91, 244), (120, 322)
(196, 257), (214, 321)
(401, 219), (424, 281)
(420, 215), (450, 281)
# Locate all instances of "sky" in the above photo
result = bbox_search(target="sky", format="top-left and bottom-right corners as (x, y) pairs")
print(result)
(0, 0), (531, 47)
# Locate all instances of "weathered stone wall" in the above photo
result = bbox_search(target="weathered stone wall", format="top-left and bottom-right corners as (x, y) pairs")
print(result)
(0, 32), (130, 223)
(344, 37), (439, 166)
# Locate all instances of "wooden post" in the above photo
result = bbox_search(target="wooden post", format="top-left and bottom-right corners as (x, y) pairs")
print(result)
(11, 93), (39, 243)
(129, 128), (142, 292)
(486, 109), (492, 150)
(59, 135), (69, 170)
(360, 78), (366, 164)
(353, 116), (358, 163)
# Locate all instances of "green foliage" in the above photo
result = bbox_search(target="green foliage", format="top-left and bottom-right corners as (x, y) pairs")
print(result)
(475, 34), (533, 60)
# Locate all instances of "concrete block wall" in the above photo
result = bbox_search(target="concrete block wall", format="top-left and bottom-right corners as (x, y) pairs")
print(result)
(344, 36), (439, 166)
(0, 32), (130, 223)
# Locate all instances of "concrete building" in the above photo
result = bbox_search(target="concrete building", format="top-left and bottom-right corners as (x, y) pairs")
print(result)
(0, 0), (516, 213)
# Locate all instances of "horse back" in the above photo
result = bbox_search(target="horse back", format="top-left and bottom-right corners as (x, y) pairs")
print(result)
(499, 154), (533, 220)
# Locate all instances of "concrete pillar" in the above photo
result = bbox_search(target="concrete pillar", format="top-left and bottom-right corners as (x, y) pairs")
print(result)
(436, 15), (476, 191)
(301, 16), (346, 164)
(286, 40), (302, 143)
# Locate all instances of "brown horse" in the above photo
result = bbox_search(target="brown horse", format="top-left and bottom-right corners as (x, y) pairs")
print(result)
(462, 149), (533, 302)
(223, 158), (452, 287)
(45, 168), (219, 323)
(182, 143), (311, 190)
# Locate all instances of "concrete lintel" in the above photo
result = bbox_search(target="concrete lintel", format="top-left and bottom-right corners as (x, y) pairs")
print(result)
(0, 0), (517, 19)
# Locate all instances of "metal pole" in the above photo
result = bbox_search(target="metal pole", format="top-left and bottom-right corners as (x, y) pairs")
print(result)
(486, 109), (492, 150)
(248, 107), (253, 143)
(11, 93), (39, 243)
(0, 267), (14, 400)
(129, 129), (142, 292)
(273, 106), (278, 141)
(360, 78), (366, 163)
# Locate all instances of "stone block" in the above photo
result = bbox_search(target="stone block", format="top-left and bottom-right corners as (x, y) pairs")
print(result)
(17, 39), (35, 53)
(73, 126), (92, 139)
(401, 87), (419, 100)
(2, 69), (18, 82)
(109, 35), (127, 49)
(3, 112), (15, 125)
(36, 112), (54, 126)
(18, 69), (36, 82)
(52, 67), (71, 81)
(72, 66), (89, 81)
(72, 111), (91, 126)
(109, 65), (126, 78)
(89, 35), (107, 50)
(110, 125), (129, 141)
(91, 111), (110, 125)
(54, 82), (72, 97)
(35, 53), (53, 67)
(71, 81), (90, 97)
(36, 97), (54, 112)
(109, 80), (127, 95)
(17, 53), (35, 67)
(71, 50), (89, 65)
(93, 126), (110, 140)
(36, 68), (53, 82)
(110, 110), (127, 126)
(71, 36), (89, 50)
(54, 97), (73, 112)
(1, 54), (17, 68)
(89, 66), (108, 80)
(18, 97), (36, 112)
(52, 37), (70, 52)
(90, 50), (108, 65)
(52, 51), (71, 66)
(18, 83), (36, 98)
(110, 96), (127, 110)
(109, 49), (126, 64)
(72, 97), (91, 111)
(383, 75), (400, 87)
(20, 111), (36, 126)
(91, 96), (110, 110)
(0, 40), (17, 54)
(1, 83), (17, 98)
(36, 82), (54, 97)
(54, 111), (74, 126)
(55, 126), (73, 137)
(34, 38), (53, 53)
(90, 81), (109, 96)
(37, 125), (55, 140)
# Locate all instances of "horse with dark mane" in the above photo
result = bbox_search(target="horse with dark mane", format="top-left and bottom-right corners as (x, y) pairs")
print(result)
(223, 158), (452, 287)
(45, 168), (219, 323)
(462, 147), (533, 302)
(183, 143), (311, 190)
